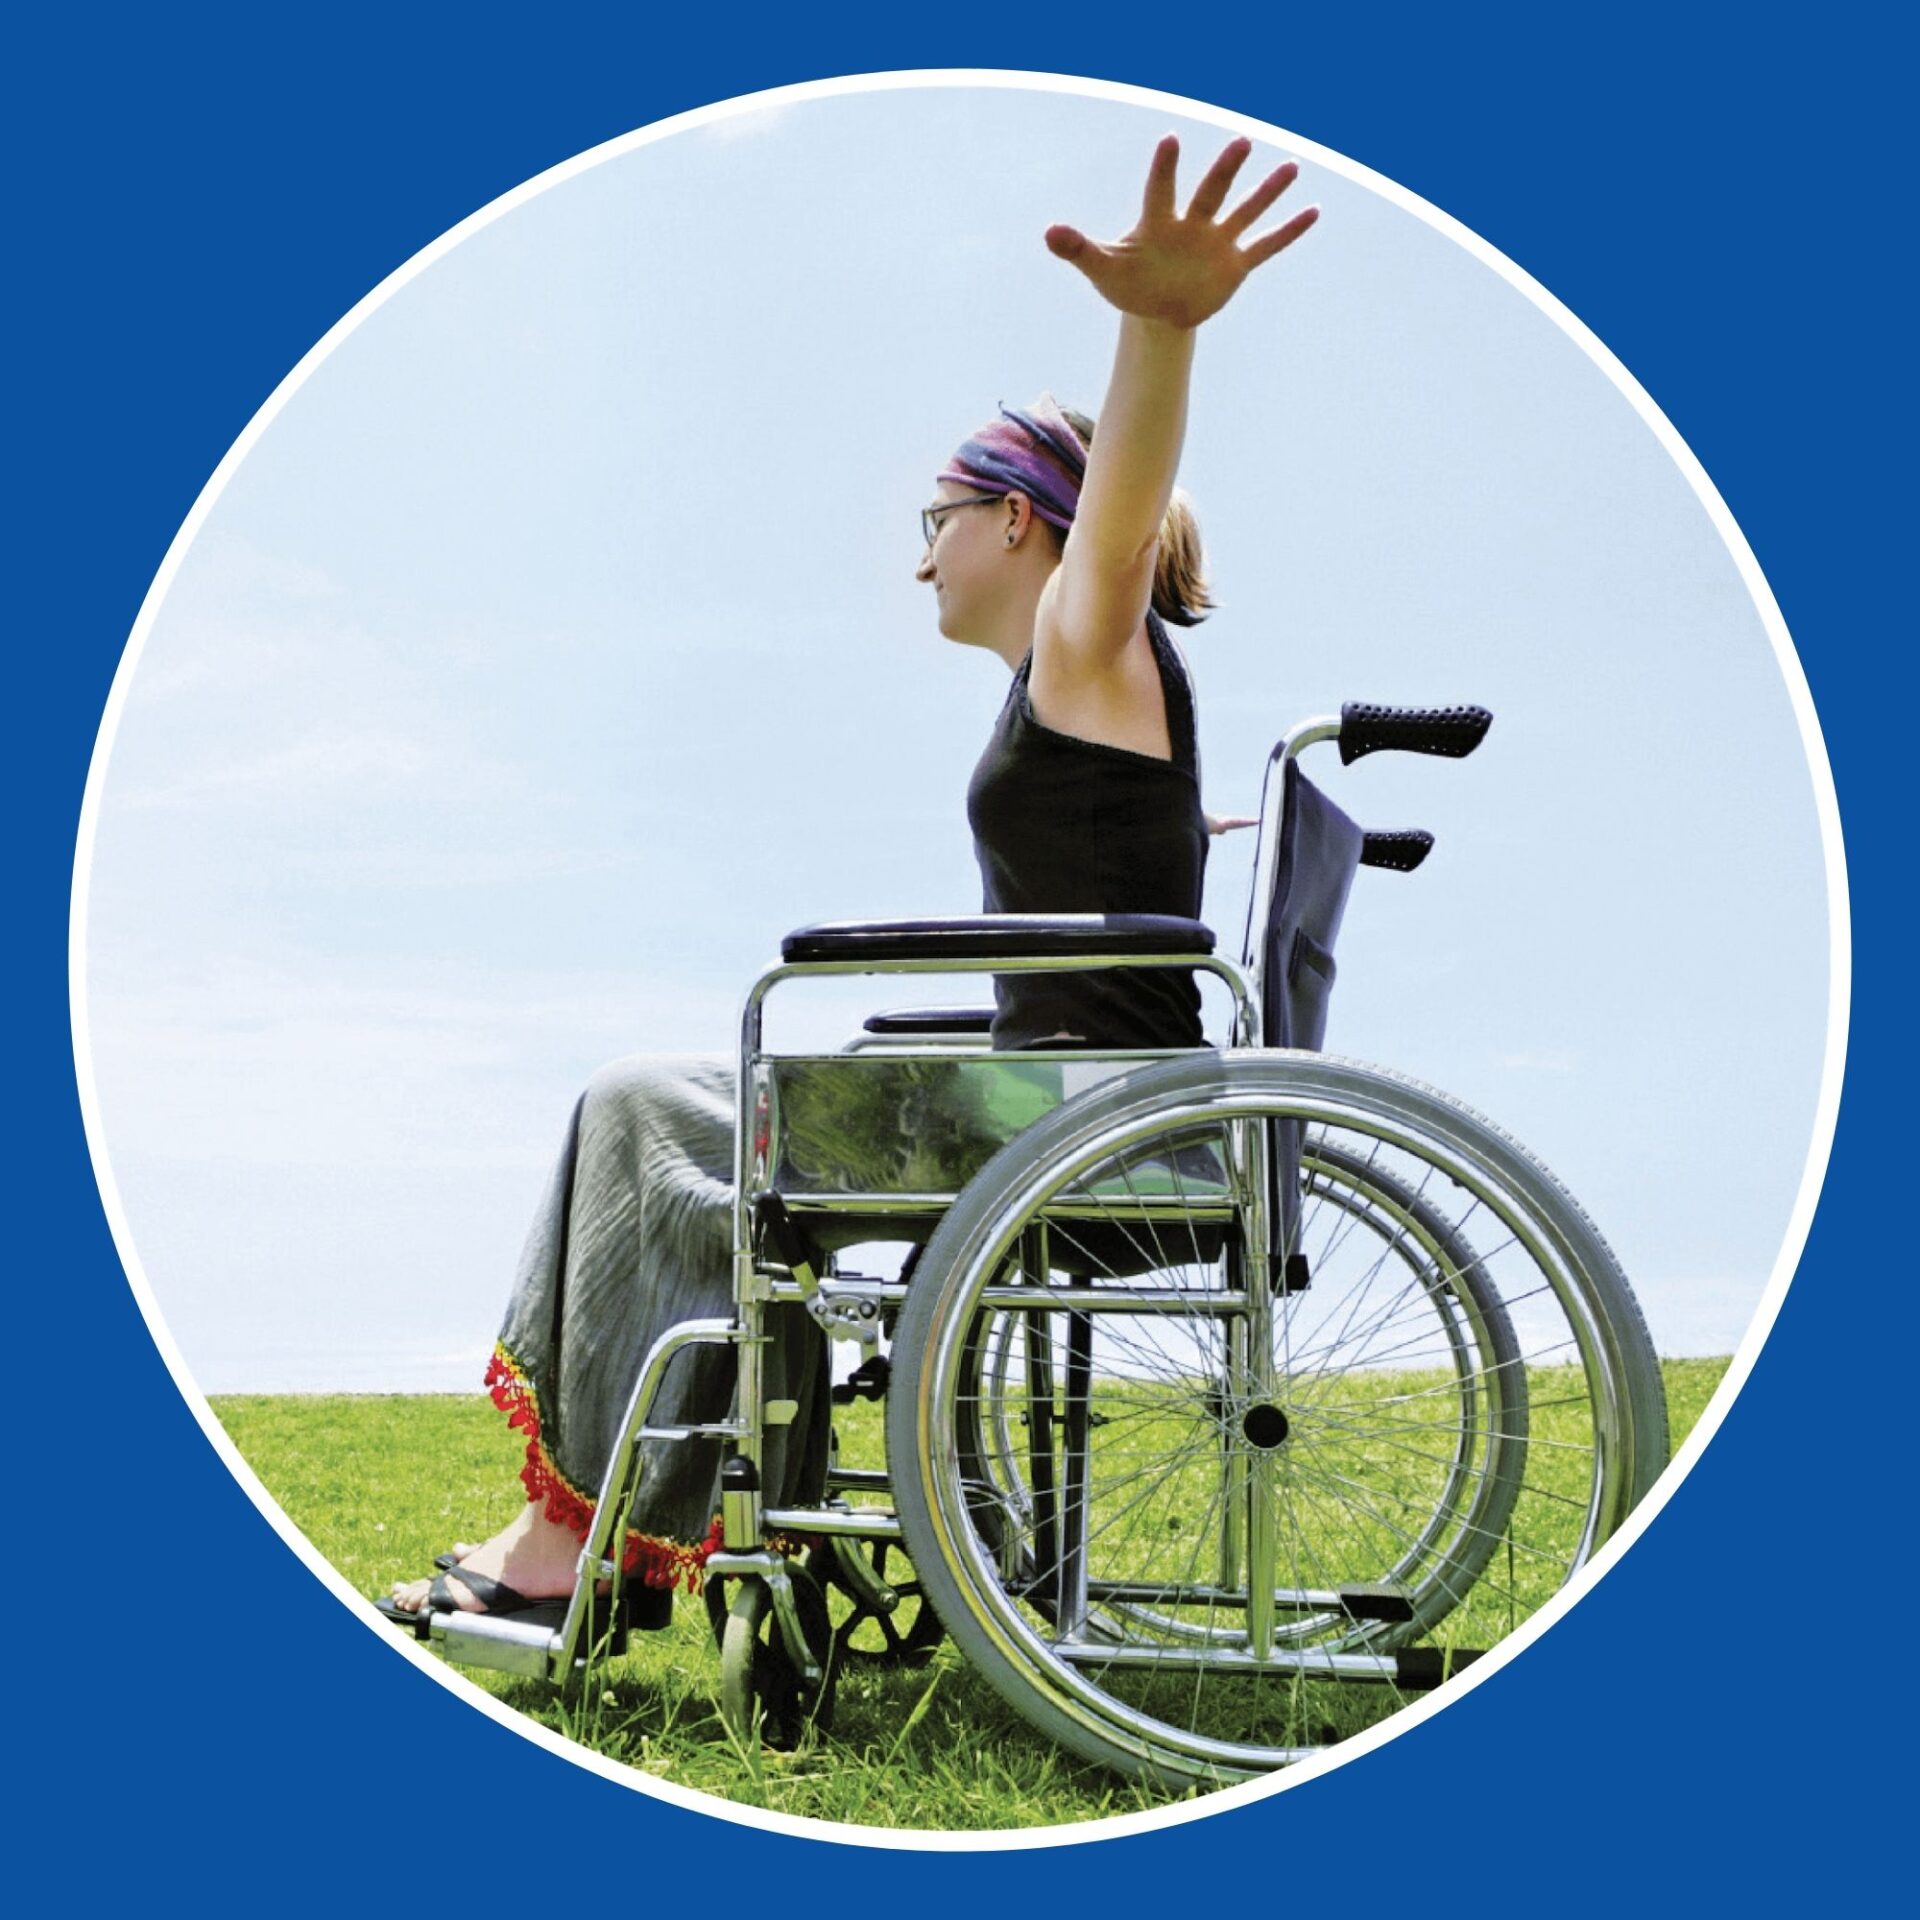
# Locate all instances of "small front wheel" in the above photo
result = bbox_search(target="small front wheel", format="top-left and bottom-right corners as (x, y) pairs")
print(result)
(707, 1569), (837, 1751)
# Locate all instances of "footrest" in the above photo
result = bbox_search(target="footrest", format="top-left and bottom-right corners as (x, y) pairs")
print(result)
(427, 1583), (670, 1678)
(1393, 1645), (1487, 1690)
(1338, 1583), (1416, 1623)
(432, 1606), (571, 1679)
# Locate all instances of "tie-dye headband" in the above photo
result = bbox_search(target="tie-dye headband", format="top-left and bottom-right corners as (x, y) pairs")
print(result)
(936, 395), (1088, 531)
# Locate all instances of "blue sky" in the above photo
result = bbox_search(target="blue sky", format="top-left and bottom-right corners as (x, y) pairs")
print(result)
(77, 80), (1834, 1390)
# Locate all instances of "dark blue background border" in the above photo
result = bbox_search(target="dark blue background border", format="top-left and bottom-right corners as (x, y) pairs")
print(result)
(15, 7), (1895, 1903)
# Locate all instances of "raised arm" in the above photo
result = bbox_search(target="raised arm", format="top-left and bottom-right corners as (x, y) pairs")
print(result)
(1036, 135), (1317, 677)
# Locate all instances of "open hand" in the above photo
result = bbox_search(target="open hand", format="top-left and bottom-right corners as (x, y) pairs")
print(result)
(1046, 134), (1318, 329)
(1205, 812), (1258, 836)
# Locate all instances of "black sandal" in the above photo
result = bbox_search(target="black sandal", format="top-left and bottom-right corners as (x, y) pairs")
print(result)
(374, 1568), (558, 1639)
(374, 1568), (673, 1640)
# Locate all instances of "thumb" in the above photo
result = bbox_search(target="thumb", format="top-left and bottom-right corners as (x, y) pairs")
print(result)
(1044, 224), (1089, 261)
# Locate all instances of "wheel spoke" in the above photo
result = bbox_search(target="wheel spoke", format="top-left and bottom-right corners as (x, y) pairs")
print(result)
(886, 1055), (1668, 1785)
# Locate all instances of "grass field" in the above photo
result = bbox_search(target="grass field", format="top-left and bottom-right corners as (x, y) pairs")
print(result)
(212, 1355), (1726, 1833)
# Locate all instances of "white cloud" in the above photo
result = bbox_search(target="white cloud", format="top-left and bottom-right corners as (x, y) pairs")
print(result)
(86, 943), (741, 1174)
(275, 841), (640, 889)
(121, 727), (442, 811)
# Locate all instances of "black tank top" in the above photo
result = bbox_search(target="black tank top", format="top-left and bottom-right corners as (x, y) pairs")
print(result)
(967, 611), (1208, 1050)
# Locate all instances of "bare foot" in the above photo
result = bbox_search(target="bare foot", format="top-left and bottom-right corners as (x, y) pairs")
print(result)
(390, 1504), (587, 1614)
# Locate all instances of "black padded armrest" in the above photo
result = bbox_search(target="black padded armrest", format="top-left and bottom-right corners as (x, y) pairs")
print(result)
(782, 914), (1217, 964)
(862, 1007), (997, 1035)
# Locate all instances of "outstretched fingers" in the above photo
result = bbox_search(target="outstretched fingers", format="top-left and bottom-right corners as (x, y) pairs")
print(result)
(1141, 132), (1181, 222)
(1222, 159), (1301, 238)
(1243, 203), (1321, 269)
(1053, 134), (1318, 319)
(1185, 135), (1253, 222)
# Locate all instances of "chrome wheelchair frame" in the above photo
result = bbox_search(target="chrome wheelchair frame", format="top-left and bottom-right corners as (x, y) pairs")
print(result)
(415, 702), (1670, 1789)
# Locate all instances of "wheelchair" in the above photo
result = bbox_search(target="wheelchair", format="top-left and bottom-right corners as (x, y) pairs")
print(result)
(417, 701), (1670, 1790)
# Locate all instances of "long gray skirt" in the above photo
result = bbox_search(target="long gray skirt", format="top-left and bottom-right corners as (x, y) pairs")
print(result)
(488, 1054), (829, 1588)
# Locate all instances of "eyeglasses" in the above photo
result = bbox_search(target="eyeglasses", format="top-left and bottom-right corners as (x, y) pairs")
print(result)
(921, 495), (1003, 547)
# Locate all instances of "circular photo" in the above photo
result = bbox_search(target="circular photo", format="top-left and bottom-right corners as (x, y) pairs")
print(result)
(73, 74), (1839, 1837)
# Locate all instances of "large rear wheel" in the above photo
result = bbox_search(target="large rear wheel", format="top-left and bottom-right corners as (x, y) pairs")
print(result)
(886, 1051), (1667, 1788)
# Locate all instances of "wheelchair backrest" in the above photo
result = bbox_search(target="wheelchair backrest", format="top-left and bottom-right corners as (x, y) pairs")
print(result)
(1254, 759), (1365, 1273)
(1258, 758), (1365, 1053)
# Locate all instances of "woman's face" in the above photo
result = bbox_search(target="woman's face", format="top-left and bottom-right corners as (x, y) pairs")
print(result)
(916, 479), (1009, 645)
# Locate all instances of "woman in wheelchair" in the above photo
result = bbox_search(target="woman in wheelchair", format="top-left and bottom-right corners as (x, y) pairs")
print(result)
(382, 134), (1318, 1628)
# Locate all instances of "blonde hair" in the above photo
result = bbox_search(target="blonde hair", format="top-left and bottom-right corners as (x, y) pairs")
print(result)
(1059, 405), (1215, 628)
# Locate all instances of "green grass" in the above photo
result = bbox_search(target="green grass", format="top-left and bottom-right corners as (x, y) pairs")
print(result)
(212, 1355), (1726, 1832)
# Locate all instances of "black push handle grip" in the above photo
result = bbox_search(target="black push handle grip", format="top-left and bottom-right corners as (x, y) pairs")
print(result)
(1338, 703), (1493, 765)
(1360, 829), (1434, 873)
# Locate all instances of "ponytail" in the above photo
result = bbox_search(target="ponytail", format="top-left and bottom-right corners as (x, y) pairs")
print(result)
(1152, 487), (1214, 628)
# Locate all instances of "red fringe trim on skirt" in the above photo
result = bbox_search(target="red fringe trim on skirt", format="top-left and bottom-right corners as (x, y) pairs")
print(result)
(486, 1342), (724, 1591)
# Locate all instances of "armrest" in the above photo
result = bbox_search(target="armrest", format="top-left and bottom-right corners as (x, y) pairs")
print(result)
(862, 1006), (997, 1035)
(781, 914), (1217, 964)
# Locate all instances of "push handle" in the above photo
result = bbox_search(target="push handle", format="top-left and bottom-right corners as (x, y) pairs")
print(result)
(1359, 829), (1434, 873)
(1338, 703), (1492, 765)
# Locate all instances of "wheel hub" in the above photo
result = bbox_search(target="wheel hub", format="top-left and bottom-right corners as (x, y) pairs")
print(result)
(1240, 1402), (1291, 1449)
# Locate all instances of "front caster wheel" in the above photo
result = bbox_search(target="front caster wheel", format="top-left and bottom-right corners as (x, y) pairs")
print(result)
(706, 1569), (837, 1750)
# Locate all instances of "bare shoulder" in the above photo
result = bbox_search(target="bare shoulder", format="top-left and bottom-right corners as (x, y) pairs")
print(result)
(1027, 622), (1174, 760)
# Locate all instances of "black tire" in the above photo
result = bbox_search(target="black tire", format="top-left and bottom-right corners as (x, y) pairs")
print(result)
(886, 1050), (1668, 1788)
(710, 1570), (836, 1751)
